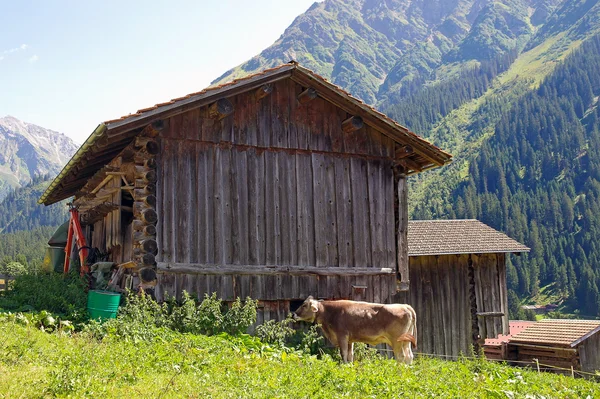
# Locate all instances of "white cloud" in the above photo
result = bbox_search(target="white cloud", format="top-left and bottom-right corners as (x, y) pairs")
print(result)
(0, 56), (4, 62)
(29, 55), (39, 63)
(3, 44), (29, 54)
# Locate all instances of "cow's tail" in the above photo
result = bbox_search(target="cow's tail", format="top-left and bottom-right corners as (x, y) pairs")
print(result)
(397, 306), (417, 349)
(397, 333), (417, 348)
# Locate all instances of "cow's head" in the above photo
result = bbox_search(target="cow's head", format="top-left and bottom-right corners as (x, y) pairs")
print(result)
(293, 296), (319, 323)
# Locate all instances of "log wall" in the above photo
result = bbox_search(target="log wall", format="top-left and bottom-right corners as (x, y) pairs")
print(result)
(396, 253), (509, 357)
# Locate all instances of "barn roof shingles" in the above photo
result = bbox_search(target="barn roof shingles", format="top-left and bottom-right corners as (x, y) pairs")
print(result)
(510, 319), (600, 347)
(407, 219), (530, 256)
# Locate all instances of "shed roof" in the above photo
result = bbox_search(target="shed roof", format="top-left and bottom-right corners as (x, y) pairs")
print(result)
(485, 321), (535, 346)
(39, 62), (452, 206)
(510, 319), (600, 348)
(407, 219), (530, 256)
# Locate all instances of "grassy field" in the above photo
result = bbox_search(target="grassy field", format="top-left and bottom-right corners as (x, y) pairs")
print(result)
(1, 320), (599, 398)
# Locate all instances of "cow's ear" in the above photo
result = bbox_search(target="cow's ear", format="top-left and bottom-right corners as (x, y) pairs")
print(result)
(310, 301), (319, 313)
(306, 295), (313, 301)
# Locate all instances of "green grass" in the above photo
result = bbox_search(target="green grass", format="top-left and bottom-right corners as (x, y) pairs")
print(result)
(0, 321), (598, 398)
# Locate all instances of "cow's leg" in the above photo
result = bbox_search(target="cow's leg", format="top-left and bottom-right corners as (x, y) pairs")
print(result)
(338, 335), (350, 363)
(402, 341), (414, 365)
(391, 341), (406, 364)
(346, 342), (354, 362)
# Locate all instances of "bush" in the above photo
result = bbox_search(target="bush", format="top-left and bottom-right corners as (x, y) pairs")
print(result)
(0, 261), (27, 276)
(255, 316), (329, 356)
(86, 291), (258, 342)
(0, 272), (88, 322)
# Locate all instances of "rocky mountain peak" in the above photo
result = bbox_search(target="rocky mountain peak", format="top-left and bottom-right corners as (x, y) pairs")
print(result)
(0, 116), (78, 200)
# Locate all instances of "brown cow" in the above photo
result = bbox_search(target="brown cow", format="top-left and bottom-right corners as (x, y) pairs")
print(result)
(293, 296), (417, 364)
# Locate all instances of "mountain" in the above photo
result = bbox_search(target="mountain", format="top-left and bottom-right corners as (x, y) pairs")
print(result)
(213, 0), (600, 316)
(0, 116), (78, 201)
(213, 0), (563, 104)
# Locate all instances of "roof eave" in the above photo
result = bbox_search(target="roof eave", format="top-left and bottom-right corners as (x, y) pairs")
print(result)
(408, 249), (531, 257)
(39, 123), (108, 205)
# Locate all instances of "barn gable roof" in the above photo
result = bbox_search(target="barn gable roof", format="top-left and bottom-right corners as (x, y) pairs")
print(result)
(407, 219), (530, 256)
(510, 319), (600, 347)
(39, 62), (451, 205)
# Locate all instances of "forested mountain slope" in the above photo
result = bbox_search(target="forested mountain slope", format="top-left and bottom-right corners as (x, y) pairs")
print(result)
(414, 35), (600, 316)
(212, 0), (600, 315)
(213, 0), (562, 104)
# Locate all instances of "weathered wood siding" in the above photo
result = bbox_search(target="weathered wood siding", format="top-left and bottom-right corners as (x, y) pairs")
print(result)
(158, 145), (395, 268)
(579, 331), (600, 373)
(155, 78), (398, 305)
(396, 253), (509, 357)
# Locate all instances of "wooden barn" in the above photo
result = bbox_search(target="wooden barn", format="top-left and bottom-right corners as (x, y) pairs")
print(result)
(507, 319), (600, 375)
(397, 220), (530, 357)
(39, 62), (452, 323)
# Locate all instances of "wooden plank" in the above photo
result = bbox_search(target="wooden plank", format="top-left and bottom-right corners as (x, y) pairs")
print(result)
(397, 175), (409, 285)
(373, 275), (381, 303)
(334, 157), (353, 267)
(187, 141), (198, 264)
(233, 91), (249, 145)
(367, 161), (384, 268)
(323, 155), (338, 266)
(250, 275), (264, 300)
(201, 106), (219, 143)
(213, 149), (224, 264)
(286, 80), (298, 149)
(271, 80), (288, 148)
(383, 162), (395, 269)
(157, 263), (394, 276)
(222, 149), (233, 264)
(195, 143), (206, 263)
(264, 151), (281, 265)
(248, 149), (266, 265)
(165, 140), (175, 263)
(460, 255), (473, 356)
(176, 141), (189, 262)
(296, 153), (315, 266)
(312, 153), (327, 267)
(203, 146), (215, 264)
(350, 158), (371, 267)
(221, 275), (234, 301)
(498, 253), (509, 334)
(308, 98), (324, 151)
(233, 150), (249, 264)
(280, 152), (298, 266)
(258, 88), (271, 147)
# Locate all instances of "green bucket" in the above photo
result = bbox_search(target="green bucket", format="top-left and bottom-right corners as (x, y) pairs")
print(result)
(87, 290), (121, 321)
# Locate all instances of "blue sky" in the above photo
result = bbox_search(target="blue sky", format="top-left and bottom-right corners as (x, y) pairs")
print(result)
(0, 0), (317, 143)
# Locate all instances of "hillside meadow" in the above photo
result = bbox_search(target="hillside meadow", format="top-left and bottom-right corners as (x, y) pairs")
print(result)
(0, 274), (598, 398)
(0, 319), (598, 398)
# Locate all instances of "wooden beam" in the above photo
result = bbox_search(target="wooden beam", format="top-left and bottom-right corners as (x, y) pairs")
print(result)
(341, 116), (363, 133)
(396, 175), (409, 291)
(395, 145), (414, 159)
(140, 120), (165, 138)
(297, 88), (317, 105)
(157, 263), (394, 276)
(400, 157), (423, 173)
(208, 98), (234, 120)
(255, 84), (272, 100)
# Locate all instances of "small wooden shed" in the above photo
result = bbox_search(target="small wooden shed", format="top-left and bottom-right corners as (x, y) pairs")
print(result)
(397, 219), (530, 357)
(508, 319), (600, 374)
(39, 62), (452, 323)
